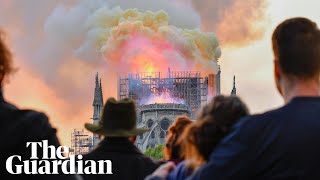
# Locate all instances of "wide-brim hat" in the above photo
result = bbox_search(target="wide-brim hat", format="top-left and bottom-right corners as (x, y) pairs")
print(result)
(85, 98), (149, 137)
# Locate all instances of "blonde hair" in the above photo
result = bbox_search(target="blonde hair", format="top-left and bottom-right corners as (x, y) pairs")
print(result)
(179, 122), (206, 172)
(165, 116), (192, 160)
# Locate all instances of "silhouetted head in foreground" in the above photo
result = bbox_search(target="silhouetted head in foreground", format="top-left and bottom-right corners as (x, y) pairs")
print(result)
(0, 30), (15, 87)
(180, 95), (249, 172)
(85, 97), (150, 142)
(272, 17), (320, 102)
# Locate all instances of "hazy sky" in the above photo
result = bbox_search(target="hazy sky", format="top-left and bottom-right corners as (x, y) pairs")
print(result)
(1, 0), (319, 146)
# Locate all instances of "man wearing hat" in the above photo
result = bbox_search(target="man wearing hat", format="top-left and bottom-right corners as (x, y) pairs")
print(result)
(82, 98), (161, 180)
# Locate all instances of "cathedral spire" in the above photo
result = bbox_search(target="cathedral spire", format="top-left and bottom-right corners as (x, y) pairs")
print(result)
(93, 73), (103, 106)
(231, 75), (236, 96)
(95, 73), (99, 86)
(233, 75), (236, 87)
(92, 73), (103, 147)
(216, 66), (221, 95)
(99, 78), (103, 105)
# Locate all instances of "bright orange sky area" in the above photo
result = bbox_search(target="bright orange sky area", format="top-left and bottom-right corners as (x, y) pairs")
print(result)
(1, 0), (320, 147)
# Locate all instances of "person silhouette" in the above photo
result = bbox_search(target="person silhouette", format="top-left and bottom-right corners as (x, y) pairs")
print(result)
(0, 30), (80, 179)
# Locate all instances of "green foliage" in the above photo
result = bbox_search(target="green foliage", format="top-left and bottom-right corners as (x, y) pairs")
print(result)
(144, 144), (165, 160)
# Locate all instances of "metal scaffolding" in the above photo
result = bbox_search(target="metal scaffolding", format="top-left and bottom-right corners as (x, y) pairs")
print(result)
(70, 129), (93, 155)
(118, 69), (213, 116)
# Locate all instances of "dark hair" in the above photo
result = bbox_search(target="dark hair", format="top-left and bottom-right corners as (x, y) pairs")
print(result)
(181, 95), (249, 171)
(272, 17), (320, 78)
(201, 95), (249, 131)
(165, 116), (192, 161)
(0, 30), (15, 84)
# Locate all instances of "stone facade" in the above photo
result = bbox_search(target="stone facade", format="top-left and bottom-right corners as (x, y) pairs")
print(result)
(136, 103), (191, 151)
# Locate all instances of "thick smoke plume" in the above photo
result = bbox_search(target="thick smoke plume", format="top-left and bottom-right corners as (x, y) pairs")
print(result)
(78, 7), (221, 105)
(81, 8), (221, 74)
(189, 0), (268, 47)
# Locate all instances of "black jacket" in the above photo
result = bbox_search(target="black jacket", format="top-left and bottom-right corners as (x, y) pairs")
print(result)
(82, 138), (161, 180)
(191, 97), (320, 180)
(0, 90), (78, 180)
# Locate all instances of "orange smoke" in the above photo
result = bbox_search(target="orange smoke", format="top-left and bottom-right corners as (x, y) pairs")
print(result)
(86, 8), (221, 74)
(113, 34), (179, 73)
(191, 0), (268, 47)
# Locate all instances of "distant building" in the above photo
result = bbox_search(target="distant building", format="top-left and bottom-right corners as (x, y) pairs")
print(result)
(118, 69), (220, 151)
(70, 129), (93, 155)
(118, 70), (215, 117)
(70, 73), (103, 155)
(136, 103), (191, 151)
(71, 68), (229, 153)
(92, 73), (104, 146)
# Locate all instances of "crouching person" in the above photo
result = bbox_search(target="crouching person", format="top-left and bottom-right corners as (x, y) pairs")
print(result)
(82, 98), (161, 180)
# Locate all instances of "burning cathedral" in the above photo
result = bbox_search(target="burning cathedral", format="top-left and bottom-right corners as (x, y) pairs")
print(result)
(70, 68), (237, 154)
(118, 68), (221, 150)
(68, 7), (235, 154)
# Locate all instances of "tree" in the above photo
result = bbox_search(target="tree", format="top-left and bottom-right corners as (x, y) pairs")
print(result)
(144, 144), (165, 160)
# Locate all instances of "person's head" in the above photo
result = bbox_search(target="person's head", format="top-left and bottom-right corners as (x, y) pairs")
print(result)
(181, 95), (249, 172)
(165, 116), (192, 161)
(0, 30), (15, 86)
(272, 18), (320, 100)
(198, 95), (249, 129)
(85, 98), (149, 143)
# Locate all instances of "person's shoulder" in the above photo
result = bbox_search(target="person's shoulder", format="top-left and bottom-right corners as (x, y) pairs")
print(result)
(224, 106), (287, 144)
(2, 107), (50, 128)
(239, 106), (287, 127)
(81, 151), (95, 161)
(173, 161), (188, 174)
(133, 153), (163, 172)
(167, 161), (190, 180)
(139, 153), (163, 166)
(17, 110), (57, 140)
(17, 109), (50, 125)
(2, 101), (19, 110)
(81, 143), (108, 160)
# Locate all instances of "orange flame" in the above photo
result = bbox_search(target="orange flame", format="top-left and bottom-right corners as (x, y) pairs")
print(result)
(142, 88), (184, 105)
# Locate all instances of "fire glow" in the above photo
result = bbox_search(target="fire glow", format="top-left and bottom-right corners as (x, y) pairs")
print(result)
(85, 8), (221, 74)
(124, 35), (176, 73)
(141, 88), (184, 105)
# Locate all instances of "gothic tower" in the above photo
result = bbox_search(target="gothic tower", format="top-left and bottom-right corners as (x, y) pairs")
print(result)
(216, 66), (221, 95)
(231, 75), (237, 96)
(92, 72), (103, 146)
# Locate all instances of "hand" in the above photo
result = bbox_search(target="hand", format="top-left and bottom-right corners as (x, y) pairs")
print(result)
(152, 162), (176, 179)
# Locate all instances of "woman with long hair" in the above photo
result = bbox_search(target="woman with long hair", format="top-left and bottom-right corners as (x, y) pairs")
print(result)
(167, 95), (249, 180)
(165, 116), (193, 164)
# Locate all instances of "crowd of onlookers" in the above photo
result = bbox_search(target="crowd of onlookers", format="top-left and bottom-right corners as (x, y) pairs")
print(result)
(2, 17), (320, 180)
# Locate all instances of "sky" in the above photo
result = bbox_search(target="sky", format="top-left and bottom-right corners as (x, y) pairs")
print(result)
(1, 0), (320, 146)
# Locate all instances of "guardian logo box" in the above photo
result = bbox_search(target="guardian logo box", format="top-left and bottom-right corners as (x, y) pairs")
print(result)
(6, 140), (112, 175)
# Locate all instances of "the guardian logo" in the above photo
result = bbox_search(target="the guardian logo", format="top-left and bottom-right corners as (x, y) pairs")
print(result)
(5, 140), (112, 174)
